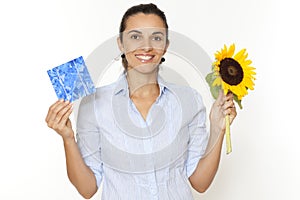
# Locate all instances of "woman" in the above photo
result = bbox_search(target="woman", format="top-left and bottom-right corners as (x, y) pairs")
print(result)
(45, 3), (236, 199)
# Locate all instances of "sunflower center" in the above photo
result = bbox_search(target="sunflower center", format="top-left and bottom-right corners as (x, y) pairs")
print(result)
(219, 58), (244, 85)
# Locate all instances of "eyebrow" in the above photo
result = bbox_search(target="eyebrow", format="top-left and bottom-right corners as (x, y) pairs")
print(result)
(152, 31), (165, 36)
(127, 30), (142, 34)
(127, 30), (165, 36)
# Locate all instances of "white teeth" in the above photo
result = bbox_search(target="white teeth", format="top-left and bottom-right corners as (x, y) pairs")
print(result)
(136, 55), (153, 60)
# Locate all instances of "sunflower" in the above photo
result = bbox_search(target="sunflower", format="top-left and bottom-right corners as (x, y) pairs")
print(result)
(206, 44), (256, 154)
(208, 44), (256, 108)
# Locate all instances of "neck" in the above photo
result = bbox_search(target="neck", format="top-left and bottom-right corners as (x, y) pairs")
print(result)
(126, 69), (159, 98)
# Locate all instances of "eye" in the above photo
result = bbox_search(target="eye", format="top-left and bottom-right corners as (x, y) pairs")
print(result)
(152, 36), (163, 41)
(130, 34), (141, 40)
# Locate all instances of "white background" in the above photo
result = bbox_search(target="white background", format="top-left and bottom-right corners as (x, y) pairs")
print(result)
(0, 0), (299, 199)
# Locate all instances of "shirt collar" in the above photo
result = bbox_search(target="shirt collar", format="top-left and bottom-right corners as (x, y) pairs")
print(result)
(113, 71), (169, 97)
(113, 71), (128, 96)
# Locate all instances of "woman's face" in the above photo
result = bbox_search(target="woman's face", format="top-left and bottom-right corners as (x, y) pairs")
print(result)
(118, 13), (169, 72)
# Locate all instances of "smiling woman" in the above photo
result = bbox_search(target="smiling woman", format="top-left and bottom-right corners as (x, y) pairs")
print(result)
(45, 3), (237, 200)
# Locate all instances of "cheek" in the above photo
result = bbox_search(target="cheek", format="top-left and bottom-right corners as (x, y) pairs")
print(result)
(154, 50), (166, 61)
(125, 53), (139, 66)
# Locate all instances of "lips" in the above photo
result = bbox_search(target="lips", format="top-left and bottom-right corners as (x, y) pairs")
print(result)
(135, 54), (155, 63)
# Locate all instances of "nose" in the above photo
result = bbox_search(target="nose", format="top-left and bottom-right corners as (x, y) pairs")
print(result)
(141, 38), (153, 51)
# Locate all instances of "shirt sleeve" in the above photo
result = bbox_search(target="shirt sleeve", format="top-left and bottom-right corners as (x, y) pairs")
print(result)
(76, 93), (103, 188)
(186, 89), (209, 177)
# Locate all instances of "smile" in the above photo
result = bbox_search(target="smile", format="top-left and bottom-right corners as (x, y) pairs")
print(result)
(135, 54), (155, 63)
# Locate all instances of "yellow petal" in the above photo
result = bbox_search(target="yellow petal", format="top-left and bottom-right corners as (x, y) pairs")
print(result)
(242, 59), (252, 65)
(240, 85), (248, 96)
(232, 85), (241, 96)
(234, 48), (246, 61)
(212, 77), (222, 86)
(243, 78), (254, 90)
(227, 44), (235, 58)
(215, 51), (222, 60)
(213, 61), (220, 68)
(221, 45), (228, 57)
(239, 52), (248, 62)
(223, 85), (229, 95)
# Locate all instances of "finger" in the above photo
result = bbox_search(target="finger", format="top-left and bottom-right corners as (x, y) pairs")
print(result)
(46, 99), (69, 123)
(53, 101), (72, 123)
(57, 103), (73, 124)
(224, 92), (234, 101)
(222, 100), (235, 110)
(45, 99), (64, 122)
(224, 103), (237, 118)
(55, 105), (73, 132)
(223, 106), (235, 116)
(229, 107), (237, 124)
(50, 101), (66, 123)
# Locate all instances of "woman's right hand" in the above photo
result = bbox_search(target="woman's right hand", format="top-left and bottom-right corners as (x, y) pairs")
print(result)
(45, 99), (74, 140)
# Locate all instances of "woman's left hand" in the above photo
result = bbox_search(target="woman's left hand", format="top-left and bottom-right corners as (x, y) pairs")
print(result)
(209, 90), (237, 135)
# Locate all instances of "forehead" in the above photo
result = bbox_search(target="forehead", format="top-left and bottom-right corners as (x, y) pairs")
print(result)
(124, 13), (166, 31)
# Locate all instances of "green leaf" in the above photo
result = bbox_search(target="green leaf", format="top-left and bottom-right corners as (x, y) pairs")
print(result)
(205, 72), (221, 100)
(233, 94), (243, 109)
(205, 72), (214, 85)
(210, 85), (221, 99)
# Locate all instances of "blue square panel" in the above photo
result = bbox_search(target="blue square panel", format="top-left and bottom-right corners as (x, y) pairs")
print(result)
(47, 56), (96, 102)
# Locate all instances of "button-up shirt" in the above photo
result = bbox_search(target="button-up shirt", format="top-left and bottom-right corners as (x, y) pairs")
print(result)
(76, 73), (208, 199)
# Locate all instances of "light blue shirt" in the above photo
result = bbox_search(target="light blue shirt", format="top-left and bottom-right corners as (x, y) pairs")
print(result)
(76, 73), (208, 200)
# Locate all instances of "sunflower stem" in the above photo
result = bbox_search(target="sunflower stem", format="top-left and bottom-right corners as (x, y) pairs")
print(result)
(225, 115), (232, 154)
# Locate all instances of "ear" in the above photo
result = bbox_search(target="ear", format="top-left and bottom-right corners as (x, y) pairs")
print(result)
(117, 37), (124, 52)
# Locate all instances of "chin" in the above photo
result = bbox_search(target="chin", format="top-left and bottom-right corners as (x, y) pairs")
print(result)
(131, 63), (159, 74)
